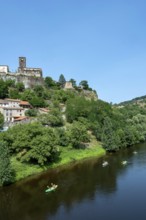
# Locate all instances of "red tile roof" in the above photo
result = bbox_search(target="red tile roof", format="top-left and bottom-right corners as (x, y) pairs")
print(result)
(14, 116), (29, 121)
(20, 101), (30, 105)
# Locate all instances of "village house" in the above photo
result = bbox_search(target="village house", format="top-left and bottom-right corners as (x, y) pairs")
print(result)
(0, 98), (31, 123)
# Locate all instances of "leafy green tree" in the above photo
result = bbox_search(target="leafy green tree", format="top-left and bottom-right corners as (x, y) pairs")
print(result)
(45, 76), (56, 88)
(5, 79), (15, 88)
(66, 97), (112, 126)
(66, 96), (91, 122)
(21, 132), (60, 165)
(0, 142), (14, 186)
(91, 121), (102, 140)
(116, 129), (127, 148)
(52, 90), (70, 103)
(25, 109), (38, 117)
(69, 121), (90, 148)
(93, 99), (113, 124)
(0, 113), (4, 129)
(0, 79), (8, 98)
(123, 125), (139, 146)
(79, 80), (89, 90)
(56, 128), (70, 147)
(16, 82), (25, 92)
(30, 96), (46, 107)
(20, 89), (35, 101)
(9, 88), (21, 99)
(39, 108), (64, 127)
(102, 117), (120, 151)
(0, 123), (61, 166)
(33, 85), (45, 97)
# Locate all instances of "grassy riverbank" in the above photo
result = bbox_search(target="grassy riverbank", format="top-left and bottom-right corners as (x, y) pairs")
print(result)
(11, 141), (106, 182)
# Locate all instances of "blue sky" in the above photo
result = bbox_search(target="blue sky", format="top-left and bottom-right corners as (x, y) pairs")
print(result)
(0, 0), (146, 104)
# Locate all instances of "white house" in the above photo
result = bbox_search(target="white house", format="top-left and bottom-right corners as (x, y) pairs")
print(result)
(0, 99), (31, 122)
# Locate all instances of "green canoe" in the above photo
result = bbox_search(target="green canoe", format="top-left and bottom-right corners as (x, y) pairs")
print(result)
(45, 185), (58, 193)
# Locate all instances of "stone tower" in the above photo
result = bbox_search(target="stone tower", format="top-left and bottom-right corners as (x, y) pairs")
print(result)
(19, 57), (26, 72)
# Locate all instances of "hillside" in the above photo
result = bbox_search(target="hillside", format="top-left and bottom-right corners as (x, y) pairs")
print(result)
(116, 95), (146, 107)
(1, 76), (146, 186)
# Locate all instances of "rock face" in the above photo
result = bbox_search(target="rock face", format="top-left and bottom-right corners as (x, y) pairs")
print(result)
(0, 57), (44, 88)
(80, 90), (98, 101)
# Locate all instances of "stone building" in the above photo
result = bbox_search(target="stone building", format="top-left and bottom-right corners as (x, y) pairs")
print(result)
(63, 81), (73, 89)
(17, 57), (42, 77)
(0, 57), (44, 88)
(0, 66), (9, 73)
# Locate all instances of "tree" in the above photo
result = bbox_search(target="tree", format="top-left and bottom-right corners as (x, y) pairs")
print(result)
(30, 96), (46, 107)
(69, 121), (90, 148)
(16, 82), (25, 92)
(21, 132), (60, 165)
(20, 89), (35, 101)
(0, 113), (4, 129)
(69, 78), (76, 87)
(9, 88), (21, 99)
(25, 109), (38, 117)
(0, 142), (14, 186)
(45, 76), (56, 88)
(59, 74), (66, 87)
(39, 108), (64, 127)
(56, 128), (70, 147)
(79, 80), (89, 90)
(101, 117), (120, 151)
(66, 96), (91, 122)
(5, 79), (15, 87)
(33, 85), (45, 97)
(0, 123), (61, 166)
(0, 79), (8, 98)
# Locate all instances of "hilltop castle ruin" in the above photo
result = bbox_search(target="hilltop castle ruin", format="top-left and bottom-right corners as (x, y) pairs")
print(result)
(0, 57), (44, 88)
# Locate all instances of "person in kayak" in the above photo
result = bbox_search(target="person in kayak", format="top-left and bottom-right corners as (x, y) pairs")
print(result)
(47, 183), (57, 188)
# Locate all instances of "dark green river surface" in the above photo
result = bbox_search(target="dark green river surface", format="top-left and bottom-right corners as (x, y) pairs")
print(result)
(1, 143), (146, 220)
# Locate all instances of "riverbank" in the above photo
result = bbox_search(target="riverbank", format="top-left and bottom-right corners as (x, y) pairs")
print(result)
(11, 141), (106, 182)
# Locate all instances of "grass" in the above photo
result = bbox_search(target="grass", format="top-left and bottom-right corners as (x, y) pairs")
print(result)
(11, 157), (43, 181)
(52, 144), (105, 167)
(11, 139), (106, 182)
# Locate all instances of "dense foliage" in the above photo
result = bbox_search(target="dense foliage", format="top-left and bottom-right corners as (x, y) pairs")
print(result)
(66, 97), (146, 151)
(0, 113), (4, 129)
(38, 108), (64, 127)
(1, 75), (146, 185)
(0, 142), (14, 186)
(0, 123), (61, 166)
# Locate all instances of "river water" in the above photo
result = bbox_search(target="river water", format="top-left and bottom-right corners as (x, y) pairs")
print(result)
(0, 143), (146, 220)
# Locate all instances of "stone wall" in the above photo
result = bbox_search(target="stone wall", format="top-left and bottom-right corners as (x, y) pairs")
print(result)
(0, 57), (43, 88)
(18, 67), (42, 77)
(0, 72), (44, 88)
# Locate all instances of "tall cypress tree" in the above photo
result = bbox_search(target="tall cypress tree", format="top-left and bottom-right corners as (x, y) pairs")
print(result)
(59, 74), (66, 87)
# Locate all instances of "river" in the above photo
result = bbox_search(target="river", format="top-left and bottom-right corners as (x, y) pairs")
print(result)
(0, 143), (146, 220)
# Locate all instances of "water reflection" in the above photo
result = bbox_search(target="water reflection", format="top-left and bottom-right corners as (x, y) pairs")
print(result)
(0, 143), (146, 220)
